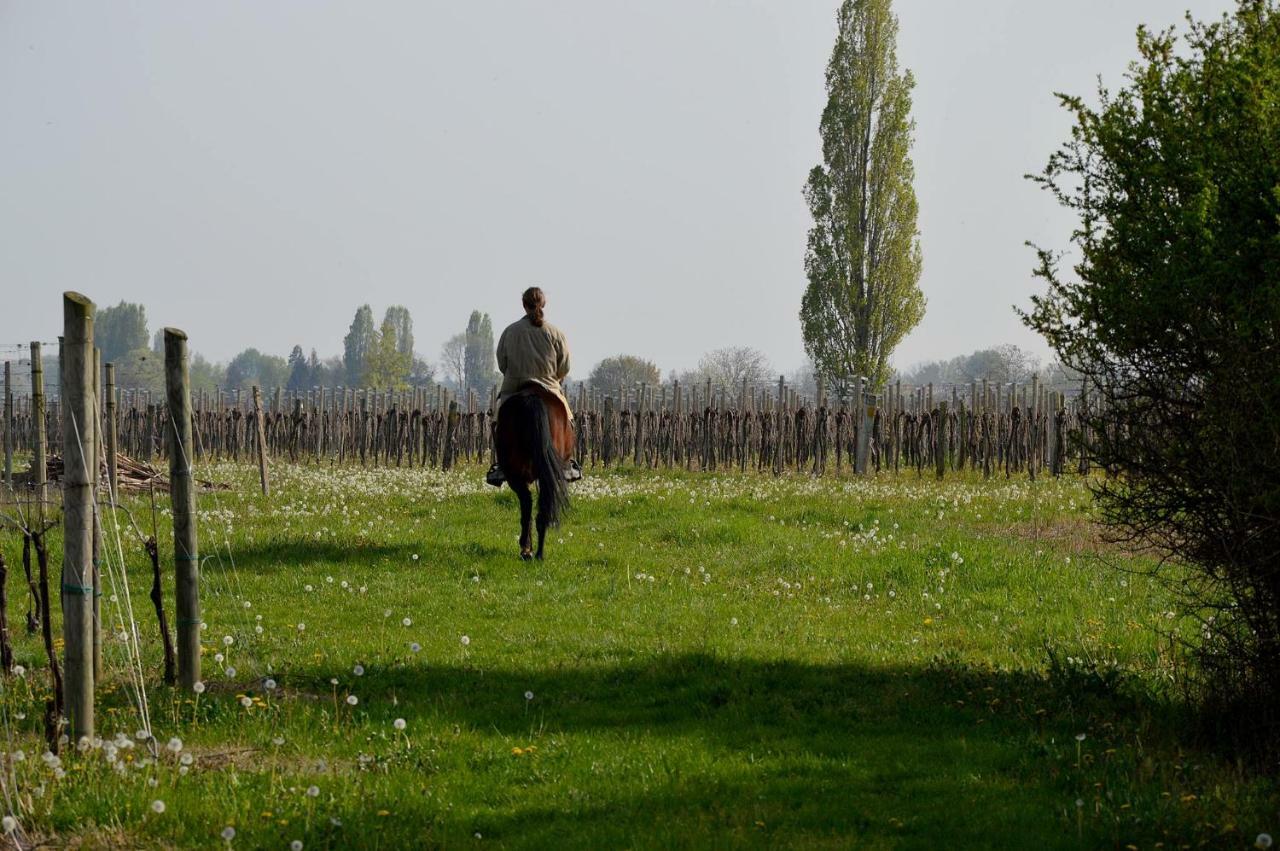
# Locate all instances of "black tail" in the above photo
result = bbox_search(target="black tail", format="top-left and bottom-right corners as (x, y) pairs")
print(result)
(513, 393), (570, 527)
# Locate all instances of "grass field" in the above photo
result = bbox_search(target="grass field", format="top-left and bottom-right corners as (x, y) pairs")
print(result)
(0, 462), (1276, 849)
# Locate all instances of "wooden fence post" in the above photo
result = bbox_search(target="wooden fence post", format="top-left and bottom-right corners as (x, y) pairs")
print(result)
(104, 362), (117, 504)
(62, 292), (96, 742)
(164, 328), (201, 691)
(252, 385), (270, 497)
(3, 361), (11, 492)
(32, 343), (48, 518)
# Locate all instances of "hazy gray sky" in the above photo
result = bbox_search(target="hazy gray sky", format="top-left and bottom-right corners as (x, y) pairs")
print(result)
(0, 0), (1234, 377)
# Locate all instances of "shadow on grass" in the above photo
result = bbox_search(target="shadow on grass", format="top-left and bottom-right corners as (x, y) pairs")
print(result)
(289, 652), (1186, 849)
(219, 537), (513, 574)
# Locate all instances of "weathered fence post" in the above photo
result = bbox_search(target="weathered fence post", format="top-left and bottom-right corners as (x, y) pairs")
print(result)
(104, 362), (118, 504)
(31, 343), (48, 517)
(3, 360), (11, 492)
(62, 292), (96, 742)
(92, 347), (103, 683)
(164, 328), (201, 691)
(251, 385), (270, 497)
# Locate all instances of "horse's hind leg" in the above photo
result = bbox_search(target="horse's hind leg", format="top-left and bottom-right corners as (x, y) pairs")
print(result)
(512, 480), (534, 561)
(535, 492), (549, 560)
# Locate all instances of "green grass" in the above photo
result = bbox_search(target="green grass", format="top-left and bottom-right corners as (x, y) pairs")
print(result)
(0, 463), (1276, 849)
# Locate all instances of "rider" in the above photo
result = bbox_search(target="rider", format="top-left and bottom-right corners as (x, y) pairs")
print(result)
(486, 287), (582, 486)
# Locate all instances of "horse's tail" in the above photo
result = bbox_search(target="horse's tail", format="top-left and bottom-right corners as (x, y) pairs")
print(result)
(516, 393), (570, 526)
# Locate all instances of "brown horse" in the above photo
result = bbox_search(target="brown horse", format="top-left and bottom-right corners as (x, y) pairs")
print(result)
(494, 384), (573, 560)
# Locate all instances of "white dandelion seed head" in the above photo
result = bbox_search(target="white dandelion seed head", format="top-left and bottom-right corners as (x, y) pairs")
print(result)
(193, 681), (206, 694)
(265, 679), (277, 690)
(460, 635), (470, 646)
(401, 618), (412, 627)
(225, 667), (236, 678)
(221, 826), (236, 841)
(2, 816), (16, 833)
(1256, 834), (1273, 850)
(223, 635), (234, 647)
(306, 785), (320, 798)
(393, 718), (406, 731)
(214, 653), (225, 664)
(410, 643), (421, 653)
(166, 737), (183, 754)
(151, 800), (166, 814)
(239, 696), (253, 708)
(346, 695), (358, 706)
(353, 665), (364, 676)
(291, 842), (303, 851)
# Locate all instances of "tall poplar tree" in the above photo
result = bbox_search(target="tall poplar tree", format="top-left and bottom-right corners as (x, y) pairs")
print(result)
(800, 0), (924, 391)
(343, 305), (376, 385)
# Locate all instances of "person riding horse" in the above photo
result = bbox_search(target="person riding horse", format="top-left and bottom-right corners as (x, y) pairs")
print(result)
(486, 287), (583, 486)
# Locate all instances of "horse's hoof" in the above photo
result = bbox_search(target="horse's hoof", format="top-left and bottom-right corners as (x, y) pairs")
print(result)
(520, 552), (533, 562)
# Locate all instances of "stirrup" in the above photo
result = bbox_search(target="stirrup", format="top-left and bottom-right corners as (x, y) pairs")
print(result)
(485, 464), (506, 487)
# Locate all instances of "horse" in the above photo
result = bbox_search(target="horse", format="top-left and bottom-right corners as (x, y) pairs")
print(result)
(494, 384), (573, 560)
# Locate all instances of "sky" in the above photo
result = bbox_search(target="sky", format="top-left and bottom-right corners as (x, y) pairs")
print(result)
(0, 0), (1236, 378)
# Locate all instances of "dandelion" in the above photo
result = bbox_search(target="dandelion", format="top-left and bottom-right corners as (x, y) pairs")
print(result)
(353, 665), (365, 676)
(525, 691), (534, 701)
(223, 635), (234, 647)
(12, 666), (24, 678)
(1256, 834), (1273, 850)
(264, 679), (277, 690)
(410, 643), (421, 653)
(412, 554), (419, 561)
(225, 667), (236, 678)
(306, 785), (320, 798)
(1075, 733), (1086, 742)
(1, 816), (15, 833)
(221, 826), (236, 842)
(346, 695), (358, 706)
(730, 617), (738, 626)
(297, 623), (306, 632)
(151, 800), (166, 814)
(180, 753), (194, 766)
(401, 618), (412, 627)
(272, 736), (285, 746)
(193, 682), (206, 694)
(291, 842), (303, 851)
(166, 737), (183, 754)
(240, 696), (253, 708)
(460, 635), (470, 646)
(393, 718), (406, 731)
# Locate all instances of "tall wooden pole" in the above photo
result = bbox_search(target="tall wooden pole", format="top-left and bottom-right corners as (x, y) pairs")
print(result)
(252, 385), (270, 497)
(61, 292), (96, 742)
(31, 343), (47, 520)
(3, 361), (11, 492)
(104, 363), (118, 503)
(92, 347), (103, 683)
(164, 329), (201, 690)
